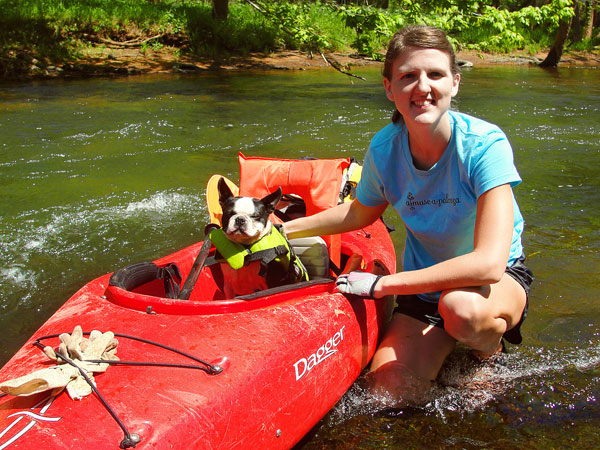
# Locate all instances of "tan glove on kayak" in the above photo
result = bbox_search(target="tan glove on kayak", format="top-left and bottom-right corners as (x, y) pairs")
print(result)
(0, 325), (119, 400)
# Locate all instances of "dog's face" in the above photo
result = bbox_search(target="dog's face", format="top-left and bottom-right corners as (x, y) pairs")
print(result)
(218, 177), (282, 245)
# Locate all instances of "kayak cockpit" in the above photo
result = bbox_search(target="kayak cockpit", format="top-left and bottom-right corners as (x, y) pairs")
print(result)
(104, 236), (341, 315)
(103, 154), (390, 316)
(105, 274), (336, 316)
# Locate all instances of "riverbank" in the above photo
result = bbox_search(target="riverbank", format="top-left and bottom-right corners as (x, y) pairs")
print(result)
(10, 45), (600, 80)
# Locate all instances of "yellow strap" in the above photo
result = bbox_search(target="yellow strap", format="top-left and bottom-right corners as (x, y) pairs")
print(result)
(206, 175), (239, 225)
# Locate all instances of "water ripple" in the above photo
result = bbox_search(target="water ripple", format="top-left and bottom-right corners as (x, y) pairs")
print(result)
(0, 191), (207, 310)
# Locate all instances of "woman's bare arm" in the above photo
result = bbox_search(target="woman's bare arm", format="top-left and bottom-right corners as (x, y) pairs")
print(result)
(374, 184), (514, 297)
(283, 199), (388, 240)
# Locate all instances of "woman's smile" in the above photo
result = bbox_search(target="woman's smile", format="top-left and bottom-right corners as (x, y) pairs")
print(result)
(412, 98), (435, 109)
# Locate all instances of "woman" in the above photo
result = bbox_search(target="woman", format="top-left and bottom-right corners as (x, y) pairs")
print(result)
(283, 25), (532, 404)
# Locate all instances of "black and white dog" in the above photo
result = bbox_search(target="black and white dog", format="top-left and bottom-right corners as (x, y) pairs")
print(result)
(216, 177), (284, 297)
(218, 177), (282, 246)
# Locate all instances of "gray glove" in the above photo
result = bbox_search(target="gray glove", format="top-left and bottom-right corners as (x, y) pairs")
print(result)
(336, 271), (382, 298)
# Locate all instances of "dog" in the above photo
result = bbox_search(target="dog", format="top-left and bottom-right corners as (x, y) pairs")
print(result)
(218, 177), (282, 247)
(215, 177), (285, 297)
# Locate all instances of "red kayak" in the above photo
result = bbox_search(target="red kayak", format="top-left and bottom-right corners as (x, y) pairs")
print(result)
(0, 156), (396, 449)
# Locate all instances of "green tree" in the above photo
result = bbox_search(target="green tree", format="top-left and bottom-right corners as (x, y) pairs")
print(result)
(539, 0), (575, 67)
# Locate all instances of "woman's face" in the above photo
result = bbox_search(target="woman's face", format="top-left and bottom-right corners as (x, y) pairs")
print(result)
(383, 47), (460, 129)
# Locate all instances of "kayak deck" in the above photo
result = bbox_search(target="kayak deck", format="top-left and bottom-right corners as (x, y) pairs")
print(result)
(0, 223), (395, 449)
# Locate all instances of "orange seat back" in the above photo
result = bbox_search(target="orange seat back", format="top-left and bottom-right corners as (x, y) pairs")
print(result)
(238, 153), (351, 268)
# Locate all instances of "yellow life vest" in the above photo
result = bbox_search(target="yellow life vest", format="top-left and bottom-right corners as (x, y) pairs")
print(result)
(208, 226), (308, 285)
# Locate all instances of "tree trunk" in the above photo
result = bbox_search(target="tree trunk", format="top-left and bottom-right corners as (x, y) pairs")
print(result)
(571, 1), (583, 42)
(583, 0), (596, 40)
(539, 15), (572, 67)
(212, 0), (229, 20)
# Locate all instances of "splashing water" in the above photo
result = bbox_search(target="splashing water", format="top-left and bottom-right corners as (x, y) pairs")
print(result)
(299, 344), (600, 449)
(0, 190), (207, 311)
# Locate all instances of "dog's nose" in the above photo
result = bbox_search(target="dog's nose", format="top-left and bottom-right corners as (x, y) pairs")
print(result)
(235, 216), (246, 227)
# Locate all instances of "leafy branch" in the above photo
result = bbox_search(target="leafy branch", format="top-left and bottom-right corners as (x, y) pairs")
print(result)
(244, 0), (365, 79)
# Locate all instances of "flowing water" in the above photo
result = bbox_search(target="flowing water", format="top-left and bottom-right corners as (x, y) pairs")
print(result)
(1, 65), (599, 448)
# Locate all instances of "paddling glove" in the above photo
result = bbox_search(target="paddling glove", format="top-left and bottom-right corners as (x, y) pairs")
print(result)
(336, 271), (382, 299)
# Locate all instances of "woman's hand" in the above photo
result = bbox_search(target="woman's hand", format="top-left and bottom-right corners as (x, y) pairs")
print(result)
(336, 271), (383, 298)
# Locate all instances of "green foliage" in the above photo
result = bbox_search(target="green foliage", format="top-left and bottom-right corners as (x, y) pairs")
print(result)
(184, 3), (277, 56)
(570, 37), (598, 52)
(0, 0), (589, 78)
(462, 0), (575, 51)
(333, 0), (577, 55)
(252, 1), (335, 52)
(337, 4), (402, 59)
(394, 0), (424, 24)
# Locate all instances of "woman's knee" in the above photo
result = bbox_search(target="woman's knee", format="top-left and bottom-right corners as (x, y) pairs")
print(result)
(438, 289), (489, 340)
(371, 313), (456, 380)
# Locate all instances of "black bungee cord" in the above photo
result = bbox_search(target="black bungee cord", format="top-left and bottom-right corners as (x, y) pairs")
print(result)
(29, 331), (224, 449)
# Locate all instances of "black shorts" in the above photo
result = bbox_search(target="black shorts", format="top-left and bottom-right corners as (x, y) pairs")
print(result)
(393, 254), (533, 345)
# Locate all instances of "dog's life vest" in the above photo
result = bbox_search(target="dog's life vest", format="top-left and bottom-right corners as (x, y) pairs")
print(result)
(208, 226), (309, 286)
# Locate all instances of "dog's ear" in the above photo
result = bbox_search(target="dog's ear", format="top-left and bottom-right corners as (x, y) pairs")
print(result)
(218, 177), (235, 205)
(261, 187), (282, 213)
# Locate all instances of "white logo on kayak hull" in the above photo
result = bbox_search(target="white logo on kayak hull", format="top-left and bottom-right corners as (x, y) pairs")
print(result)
(294, 326), (345, 381)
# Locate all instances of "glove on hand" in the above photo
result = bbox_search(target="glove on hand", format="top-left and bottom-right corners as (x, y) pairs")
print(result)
(336, 271), (382, 298)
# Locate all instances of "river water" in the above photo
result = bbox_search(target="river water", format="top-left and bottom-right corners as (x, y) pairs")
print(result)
(1, 64), (599, 448)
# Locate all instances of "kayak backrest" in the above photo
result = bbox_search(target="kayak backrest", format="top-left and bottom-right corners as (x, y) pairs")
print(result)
(237, 153), (351, 269)
(238, 153), (350, 216)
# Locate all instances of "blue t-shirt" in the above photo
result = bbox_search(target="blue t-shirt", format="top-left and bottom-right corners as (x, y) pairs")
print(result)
(357, 111), (524, 302)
